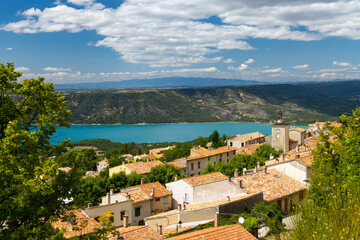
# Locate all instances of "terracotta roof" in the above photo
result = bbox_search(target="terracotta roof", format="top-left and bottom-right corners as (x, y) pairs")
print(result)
(51, 210), (99, 239)
(125, 160), (164, 175)
(289, 137), (299, 143)
(167, 161), (187, 169)
(186, 146), (236, 161)
(296, 154), (314, 167)
(183, 172), (228, 186)
(167, 224), (256, 240)
(149, 194), (256, 219)
(234, 169), (306, 202)
(290, 127), (307, 132)
(126, 189), (152, 203)
(138, 182), (172, 198)
(110, 226), (163, 240)
(228, 131), (265, 141)
(148, 153), (156, 160)
(236, 143), (262, 155)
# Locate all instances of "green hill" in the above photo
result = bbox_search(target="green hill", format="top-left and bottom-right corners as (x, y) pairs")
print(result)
(62, 80), (360, 125)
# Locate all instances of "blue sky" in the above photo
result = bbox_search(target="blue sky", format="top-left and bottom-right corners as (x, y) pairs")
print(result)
(1, 0), (360, 84)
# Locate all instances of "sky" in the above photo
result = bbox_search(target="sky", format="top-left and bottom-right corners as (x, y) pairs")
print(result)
(1, 0), (360, 84)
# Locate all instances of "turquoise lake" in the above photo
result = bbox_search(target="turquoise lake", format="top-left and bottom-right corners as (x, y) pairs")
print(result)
(52, 122), (303, 144)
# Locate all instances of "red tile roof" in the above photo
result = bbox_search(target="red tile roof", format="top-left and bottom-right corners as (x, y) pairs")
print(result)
(167, 161), (187, 169)
(51, 210), (99, 239)
(183, 172), (228, 186)
(125, 160), (164, 175)
(167, 224), (256, 240)
(234, 169), (306, 202)
(138, 182), (172, 198)
(110, 226), (163, 240)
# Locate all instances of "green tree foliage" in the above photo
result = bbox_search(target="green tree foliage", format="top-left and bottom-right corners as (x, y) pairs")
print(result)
(209, 130), (221, 148)
(292, 109), (360, 239)
(195, 136), (208, 148)
(0, 62), (89, 239)
(202, 144), (280, 176)
(163, 142), (193, 162)
(147, 164), (182, 185)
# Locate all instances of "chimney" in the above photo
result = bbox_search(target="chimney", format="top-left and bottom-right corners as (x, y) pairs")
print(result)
(264, 166), (268, 174)
(238, 180), (242, 188)
(228, 176), (231, 182)
(269, 153), (274, 160)
(296, 154), (300, 159)
(281, 154), (285, 161)
(226, 196), (230, 202)
(234, 169), (239, 178)
(87, 203), (92, 208)
(123, 215), (129, 228)
(122, 161), (125, 165)
(107, 193), (111, 205)
(254, 166), (257, 173)
(243, 168), (246, 176)
(110, 189), (114, 195)
(177, 204), (182, 212)
(174, 175), (178, 181)
(141, 178), (145, 185)
(214, 211), (220, 228)
(147, 159), (149, 162)
(257, 161), (260, 169)
(158, 225), (163, 235)
(151, 187), (155, 198)
(296, 146), (299, 153)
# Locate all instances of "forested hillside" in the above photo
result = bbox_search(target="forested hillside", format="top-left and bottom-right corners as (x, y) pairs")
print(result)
(63, 80), (360, 125)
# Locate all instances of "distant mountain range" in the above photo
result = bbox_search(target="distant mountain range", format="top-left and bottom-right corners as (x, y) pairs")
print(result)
(62, 80), (360, 125)
(54, 77), (261, 90)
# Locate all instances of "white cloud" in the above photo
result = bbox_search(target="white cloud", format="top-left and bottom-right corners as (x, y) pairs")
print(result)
(15, 67), (30, 72)
(223, 58), (234, 64)
(228, 63), (249, 71)
(292, 64), (309, 69)
(263, 68), (283, 73)
(6, 47), (13, 51)
(4, 0), (360, 68)
(333, 61), (351, 67)
(44, 67), (72, 72)
(244, 58), (255, 64)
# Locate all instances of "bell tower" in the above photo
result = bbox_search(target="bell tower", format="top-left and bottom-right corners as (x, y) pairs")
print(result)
(272, 110), (289, 152)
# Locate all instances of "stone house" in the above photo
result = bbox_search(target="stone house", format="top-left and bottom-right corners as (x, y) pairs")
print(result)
(85, 181), (172, 227)
(109, 160), (163, 177)
(166, 172), (247, 208)
(227, 132), (265, 149)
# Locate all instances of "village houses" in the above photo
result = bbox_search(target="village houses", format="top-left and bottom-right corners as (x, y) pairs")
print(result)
(109, 160), (163, 177)
(85, 180), (172, 227)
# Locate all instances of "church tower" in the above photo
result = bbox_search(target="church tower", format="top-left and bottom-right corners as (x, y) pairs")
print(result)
(272, 110), (289, 152)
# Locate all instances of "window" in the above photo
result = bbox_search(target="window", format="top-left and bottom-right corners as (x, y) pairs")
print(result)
(208, 156), (210, 161)
(197, 162), (201, 169)
(220, 153), (222, 158)
(109, 212), (114, 222)
(227, 152), (229, 157)
(163, 196), (168, 204)
(241, 142), (244, 147)
(135, 207), (141, 217)
(155, 198), (160, 201)
(214, 161), (216, 165)
(138, 220), (145, 225)
(198, 172), (201, 175)
(230, 142), (233, 147)
(185, 193), (189, 203)
(120, 211), (125, 221)
(191, 163), (194, 170)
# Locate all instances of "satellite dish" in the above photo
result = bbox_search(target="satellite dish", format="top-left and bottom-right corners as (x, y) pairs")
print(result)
(238, 217), (245, 224)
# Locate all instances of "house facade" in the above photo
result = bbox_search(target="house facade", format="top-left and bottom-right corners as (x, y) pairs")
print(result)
(227, 132), (265, 149)
(109, 160), (163, 177)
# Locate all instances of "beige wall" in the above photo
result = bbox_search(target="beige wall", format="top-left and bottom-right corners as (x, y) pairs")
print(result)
(151, 195), (172, 212)
(186, 150), (236, 176)
(85, 201), (133, 227)
(268, 190), (306, 213)
(272, 124), (289, 152)
(145, 207), (215, 229)
(109, 165), (132, 177)
(131, 201), (151, 226)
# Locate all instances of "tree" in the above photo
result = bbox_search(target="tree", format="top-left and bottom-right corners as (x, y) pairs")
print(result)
(292, 109), (360, 239)
(147, 164), (182, 185)
(209, 130), (221, 148)
(0, 62), (86, 239)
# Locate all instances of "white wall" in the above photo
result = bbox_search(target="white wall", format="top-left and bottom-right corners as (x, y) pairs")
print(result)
(192, 180), (247, 204)
(166, 180), (193, 208)
(268, 160), (308, 184)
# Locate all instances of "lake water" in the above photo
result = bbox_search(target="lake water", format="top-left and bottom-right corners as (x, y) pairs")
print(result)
(52, 122), (304, 144)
